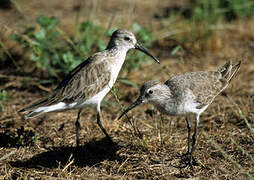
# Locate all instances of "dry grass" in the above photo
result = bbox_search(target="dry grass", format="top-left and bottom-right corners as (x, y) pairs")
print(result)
(0, 0), (254, 179)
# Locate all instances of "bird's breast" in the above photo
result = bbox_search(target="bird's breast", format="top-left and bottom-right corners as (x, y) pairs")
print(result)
(108, 53), (127, 84)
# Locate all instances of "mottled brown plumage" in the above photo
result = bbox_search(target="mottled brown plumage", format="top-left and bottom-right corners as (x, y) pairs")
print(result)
(22, 53), (112, 111)
(119, 60), (241, 169)
(19, 29), (160, 146)
(165, 60), (239, 109)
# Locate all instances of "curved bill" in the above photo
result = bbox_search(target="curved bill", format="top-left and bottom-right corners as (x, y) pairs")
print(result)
(118, 97), (143, 120)
(135, 43), (160, 64)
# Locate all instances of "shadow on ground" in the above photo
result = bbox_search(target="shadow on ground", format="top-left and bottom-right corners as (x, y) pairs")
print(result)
(0, 126), (35, 147)
(10, 137), (121, 168)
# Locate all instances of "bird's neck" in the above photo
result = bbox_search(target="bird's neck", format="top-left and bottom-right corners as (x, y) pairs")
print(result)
(152, 85), (176, 114)
(105, 46), (129, 82)
(153, 98), (176, 115)
(107, 46), (129, 64)
(107, 44), (129, 52)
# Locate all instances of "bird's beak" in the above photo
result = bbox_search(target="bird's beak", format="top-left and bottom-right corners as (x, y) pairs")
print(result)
(135, 43), (160, 64)
(118, 96), (143, 120)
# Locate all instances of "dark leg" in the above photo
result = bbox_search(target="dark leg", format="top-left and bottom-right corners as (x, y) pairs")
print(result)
(187, 114), (200, 169)
(75, 109), (82, 147)
(97, 112), (112, 141)
(190, 115), (199, 159)
(185, 116), (192, 155)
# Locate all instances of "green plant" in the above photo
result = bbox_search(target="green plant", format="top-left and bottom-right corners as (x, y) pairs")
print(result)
(190, 0), (254, 23)
(0, 90), (7, 111)
(78, 21), (108, 55)
(160, 0), (254, 47)
(189, 0), (254, 38)
(11, 15), (111, 79)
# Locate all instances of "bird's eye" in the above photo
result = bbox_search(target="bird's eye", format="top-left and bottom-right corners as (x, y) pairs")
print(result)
(124, 36), (131, 41)
(148, 90), (153, 94)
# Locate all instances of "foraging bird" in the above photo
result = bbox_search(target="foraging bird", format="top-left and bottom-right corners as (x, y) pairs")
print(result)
(118, 60), (241, 168)
(19, 29), (160, 147)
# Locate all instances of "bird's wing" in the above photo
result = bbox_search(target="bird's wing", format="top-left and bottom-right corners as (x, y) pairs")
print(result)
(165, 71), (227, 107)
(57, 56), (111, 103)
(20, 52), (111, 112)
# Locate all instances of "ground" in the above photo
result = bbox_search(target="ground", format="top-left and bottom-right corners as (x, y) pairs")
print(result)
(0, 0), (254, 179)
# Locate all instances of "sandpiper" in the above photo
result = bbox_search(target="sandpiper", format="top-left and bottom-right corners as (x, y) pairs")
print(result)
(119, 60), (241, 168)
(19, 29), (160, 147)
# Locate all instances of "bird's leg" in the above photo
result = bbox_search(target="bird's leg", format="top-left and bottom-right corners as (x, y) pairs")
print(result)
(96, 104), (112, 141)
(186, 114), (200, 169)
(75, 109), (82, 147)
(97, 112), (112, 141)
(185, 116), (192, 155)
(190, 115), (200, 160)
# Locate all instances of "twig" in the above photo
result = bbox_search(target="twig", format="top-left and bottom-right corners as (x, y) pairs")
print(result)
(56, 27), (85, 58)
(0, 149), (17, 161)
(0, 75), (52, 92)
(62, 154), (74, 172)
(10, 0), (29, 22)
(157, 24), (236, 40)
(74, 0), (82, 42)
(0, 39), (20, 71)
(232, 138), (254, 163)
(203, 131), (254, 179)
(110, 86), (145, 144)
(228, 97), (254, 135)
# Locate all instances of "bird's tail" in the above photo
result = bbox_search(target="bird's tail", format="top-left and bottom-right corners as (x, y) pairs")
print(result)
(19, 101), (67, 119)
(19, 98), (49, 119)
(19, 96), (48, 111)
(218, 60), (241, 83)
(22, 110), (47, 119)
(19, 96), (56, 119)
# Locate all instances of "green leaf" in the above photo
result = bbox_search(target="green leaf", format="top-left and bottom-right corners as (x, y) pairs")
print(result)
(132, 22), (142, 32)
(118, 78), (138, 88)
(35, 29), (46, 40)
(171, 45), (181, 55)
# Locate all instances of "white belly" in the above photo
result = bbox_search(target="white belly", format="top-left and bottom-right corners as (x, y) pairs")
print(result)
(177, 100), (205, 115)
(77, 81), (113, 108)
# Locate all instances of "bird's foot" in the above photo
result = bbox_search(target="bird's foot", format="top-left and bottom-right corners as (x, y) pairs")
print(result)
(76, 139), (81, 148)
(182, 151), (191, 157)
(182, 158), (194, 170)
(180, 154), (197, 170)
(105, 135), (114, 144)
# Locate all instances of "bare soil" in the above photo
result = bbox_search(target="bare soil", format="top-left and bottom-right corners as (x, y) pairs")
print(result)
(0, 0), (253, 179)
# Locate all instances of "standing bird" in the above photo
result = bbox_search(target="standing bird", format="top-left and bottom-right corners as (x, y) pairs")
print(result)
(118, 60), (241, 168)
(19, 29), (160, 147)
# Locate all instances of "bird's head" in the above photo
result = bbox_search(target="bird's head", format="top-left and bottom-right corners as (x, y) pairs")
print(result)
(118, 80), (170, 119)
(107, 29), (160, 63)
